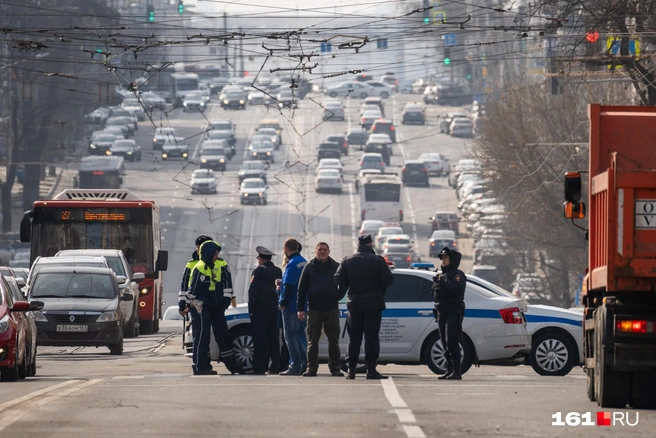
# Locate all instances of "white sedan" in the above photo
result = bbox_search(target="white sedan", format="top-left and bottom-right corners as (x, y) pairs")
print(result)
(419, 152), (450, 176)
(323, 101), (345, 121)
(315, 169), (343, 194)
(239, 178), (268, 205)
(190, 169), (218, 195)
(317, 158), (343, 176)
(204, 267), (531, 375)
(468, 275), (583, 376)
(324, 81), (375, 99)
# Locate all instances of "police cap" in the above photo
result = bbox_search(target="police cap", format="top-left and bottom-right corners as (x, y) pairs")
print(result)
(256, 246), (276, 257)
(195, 235), (213, 246)
(437, 247), (453, 259)
(358, 234), (373, 245)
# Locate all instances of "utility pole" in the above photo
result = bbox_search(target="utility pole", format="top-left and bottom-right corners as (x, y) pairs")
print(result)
(223, 12), (229, 74)
(239, 27), (244, 77)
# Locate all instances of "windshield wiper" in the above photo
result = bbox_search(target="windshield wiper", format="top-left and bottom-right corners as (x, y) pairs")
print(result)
(32, 294), (65, 298)
(67, 294), (105, 299)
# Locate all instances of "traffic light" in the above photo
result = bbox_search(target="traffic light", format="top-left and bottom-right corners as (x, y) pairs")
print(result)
(178, 0), (184, 15)
(465, 63), (473, 82)
(443, 47), (451, 65)
(147, 4), (155, 22)
(423, 9), (430, 24)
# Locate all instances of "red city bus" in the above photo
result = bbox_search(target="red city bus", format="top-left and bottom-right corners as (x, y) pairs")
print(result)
(19, 189), (168, 334)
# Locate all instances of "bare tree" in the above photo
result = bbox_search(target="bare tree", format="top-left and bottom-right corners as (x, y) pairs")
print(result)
(476, 77), (629, 305)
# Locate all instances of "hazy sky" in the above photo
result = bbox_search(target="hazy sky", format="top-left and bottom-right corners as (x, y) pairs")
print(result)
(193, 0), (400, 17)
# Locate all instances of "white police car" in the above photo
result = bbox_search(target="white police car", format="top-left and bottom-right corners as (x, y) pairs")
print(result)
(202, 263), (531, 375)
(467, 275), (583, 376)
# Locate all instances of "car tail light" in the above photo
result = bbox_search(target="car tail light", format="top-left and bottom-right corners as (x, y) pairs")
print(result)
(343, 142), (347, 147)
(421, 168), (428, 172)
(361, 118), (366, 123)
(361, 210), (366, 220)
(499, 307), (523, 324)
(380, 162), (384, 166)
(372, 126), (376, 131)
(337, 179), (341, 183)
(384, 256), (389, 261)
(390, 126), (395, 131)
(317, 179), (322, 183)
(399, 210), (404, 221)
(402, 167), (408, 172)
(406, 256), (412, 261)
(616, 320), (655, 333)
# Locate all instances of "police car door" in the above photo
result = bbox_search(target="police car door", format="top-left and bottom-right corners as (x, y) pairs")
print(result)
(379, 271), (434, 356)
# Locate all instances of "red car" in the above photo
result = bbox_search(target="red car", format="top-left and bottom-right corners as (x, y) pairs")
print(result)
(0, 276), (42, 381)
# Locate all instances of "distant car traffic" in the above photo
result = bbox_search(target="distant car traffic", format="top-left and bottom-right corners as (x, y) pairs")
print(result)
(239, 178), (268, 205)
(238, 161), (267, 184)
(401, 103), (426, 125)
(190, 169), (218, 195)
(401, 160), (430, 186)
(108, 139), (141, 162)
(315, 169), (343, 194)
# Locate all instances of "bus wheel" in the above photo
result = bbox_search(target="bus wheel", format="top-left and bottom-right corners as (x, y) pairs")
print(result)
(140, 320), (154, 335)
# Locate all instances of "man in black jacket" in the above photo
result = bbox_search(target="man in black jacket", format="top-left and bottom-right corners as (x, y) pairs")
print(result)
(335, 234), (394, 380)
(297, 242), (344, 377)
(433, 247), (466, 380)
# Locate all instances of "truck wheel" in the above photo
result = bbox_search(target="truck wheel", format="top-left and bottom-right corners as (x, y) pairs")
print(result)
(586, 368), (595, 402)
(594, 305), (629, 407)
(230, 326), (254, 374)
(630, 373), (656, 409)
(530, 332), (576, 376)
(422, 331), (472, 375)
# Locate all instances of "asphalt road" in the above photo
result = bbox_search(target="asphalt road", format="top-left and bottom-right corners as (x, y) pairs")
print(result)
(8, 93), (654, 436)
(2, 322), (655, 437)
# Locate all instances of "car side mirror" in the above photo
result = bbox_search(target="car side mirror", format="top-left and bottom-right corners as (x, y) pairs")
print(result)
(15, 278), (26, 287)
(156, 250), (169, 272)
(29, 300), (45, 311)
(116, 275), (128, 284)
(132, 272), (145, 282)
(11, 301), (30, 312)
(121, 293), (134, 302)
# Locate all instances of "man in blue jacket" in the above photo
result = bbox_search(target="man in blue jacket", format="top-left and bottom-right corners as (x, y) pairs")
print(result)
(278, 238), (308, 375)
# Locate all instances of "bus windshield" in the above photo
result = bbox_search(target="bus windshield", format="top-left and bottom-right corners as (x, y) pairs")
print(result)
(364, 183), (401, 202)
(176, 78), (198, 92)
(30, 207), (154, 274)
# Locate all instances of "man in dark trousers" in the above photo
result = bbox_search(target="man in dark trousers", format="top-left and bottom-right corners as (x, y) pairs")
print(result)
(248, 246), (283, 375)
(335, 234), (394, 380)
(433, 247), (466, 380)
(297, 242), (344, 377)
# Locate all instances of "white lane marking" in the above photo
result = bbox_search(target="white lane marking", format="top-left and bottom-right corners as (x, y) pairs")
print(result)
(0, 380), (78, 414)
(0, 379), (102, 433)
(381, 377), (407, 408)
(112, 376), (145, 380)
(395, 408), (416, 423)
(402, 425), (426, 438)
(381, 377), (425, 438)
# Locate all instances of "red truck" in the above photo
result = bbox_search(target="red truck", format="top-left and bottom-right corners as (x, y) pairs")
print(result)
(564, 104), (656, 408)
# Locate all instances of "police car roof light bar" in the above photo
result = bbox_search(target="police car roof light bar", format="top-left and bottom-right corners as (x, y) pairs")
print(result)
(411, 262), (435, 270)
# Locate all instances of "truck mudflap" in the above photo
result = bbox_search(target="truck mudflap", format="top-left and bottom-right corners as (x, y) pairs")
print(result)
(613, 344), (656, 369)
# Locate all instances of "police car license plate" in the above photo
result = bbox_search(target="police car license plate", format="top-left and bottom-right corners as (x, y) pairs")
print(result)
(56, 325), (88, 332)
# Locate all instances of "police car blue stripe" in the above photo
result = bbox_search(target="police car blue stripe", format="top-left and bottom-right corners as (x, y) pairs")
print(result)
(226, 308), (504, 321)
(525, 315), (582, 327)
(226, 313), (250, 321)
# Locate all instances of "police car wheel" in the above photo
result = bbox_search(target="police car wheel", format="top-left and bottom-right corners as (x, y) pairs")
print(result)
(530, 332), (576, 376)
(230, 327), (254, 373)
(423, 331), (472, 375)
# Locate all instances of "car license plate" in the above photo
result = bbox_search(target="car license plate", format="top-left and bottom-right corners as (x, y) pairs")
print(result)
(410, 171), (419, 174)
(56, 325), (89, 332)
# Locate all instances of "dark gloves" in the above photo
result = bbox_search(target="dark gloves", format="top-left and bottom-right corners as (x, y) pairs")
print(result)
(223, 297), (232, 310)
(432, 308), (438, 322)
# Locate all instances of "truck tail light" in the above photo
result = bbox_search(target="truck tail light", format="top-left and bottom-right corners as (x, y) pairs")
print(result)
(499, 307), (523, 324)
(616, 320), (654, 333)
(140, 287), (151, 296)
(390, 126), (395, 131)
(406, 256), (411, 261)
(399, 210), (404, 221)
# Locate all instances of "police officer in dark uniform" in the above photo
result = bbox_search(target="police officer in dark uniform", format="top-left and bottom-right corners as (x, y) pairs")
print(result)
(432, 247), (466, 380)
(248, 246), (283, 375)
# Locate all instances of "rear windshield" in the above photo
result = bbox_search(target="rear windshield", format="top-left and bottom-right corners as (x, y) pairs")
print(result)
(32, 273), (116, 299)
(405, 163), (425, 170)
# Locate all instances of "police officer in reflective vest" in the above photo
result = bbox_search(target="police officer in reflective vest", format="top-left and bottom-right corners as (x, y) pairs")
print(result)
(432, 247), (466, 380)
(187, 241), (240, 375)
(178, 235), (213, 317)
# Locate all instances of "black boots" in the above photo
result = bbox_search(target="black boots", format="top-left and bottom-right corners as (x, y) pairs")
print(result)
(346, 362), (356, 380)
(437, 358), (454, 380)
(446, 356), (462, 380)
(365, 362), (388, 380)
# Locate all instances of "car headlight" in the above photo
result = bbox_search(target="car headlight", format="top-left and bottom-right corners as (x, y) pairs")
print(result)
(224, 100), (229, 104)
(162, 153), (168, 158)
(0, 315), (8, 333)
(127, 151), (132, 154)
(200, 102), (205, 106)
(32, 311), (47, 322)
(219, 158), (225, 163)
(258, 192), (263, 196)
(271, 138), (277, 142)
(183, 102), (188, 106)
(243, 193), (249, 197)
(153, 138), (158, 143)
(106, 150), (112, 155)
(182, 152), (188, 158)
(239, 100), (245, 104)
(252, 152), (257, 156)
(266, 151), (271, 155)
(97, 311), (119, 322)
(201, 158), (207, 163)
(90, 144), (97, 149)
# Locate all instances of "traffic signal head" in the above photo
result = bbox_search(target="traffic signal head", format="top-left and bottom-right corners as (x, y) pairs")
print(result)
(147, 5), (155, 22)
(424, 17), (430, 24)
(443, 47), (451, 65)
(178, 0), (184, 14)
